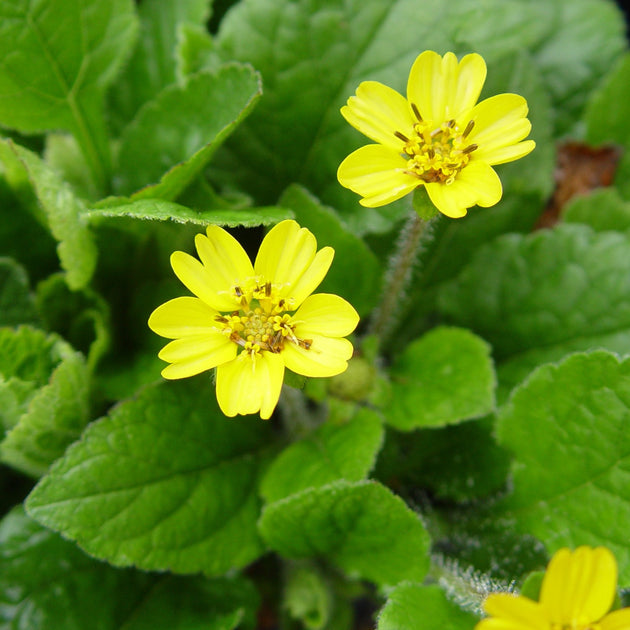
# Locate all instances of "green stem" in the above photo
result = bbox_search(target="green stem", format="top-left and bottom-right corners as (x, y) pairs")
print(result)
(368, 190), (438, 345)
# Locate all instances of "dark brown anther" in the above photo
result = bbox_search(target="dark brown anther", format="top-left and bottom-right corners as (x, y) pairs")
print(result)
(427, 147), (435, 160)
(411, 103), (422, 121)
(265, 281), (272, 297)
(215, 315), (228, 323)
(463, 120), (475, 138)
(394, 131), (409, 142)
(446, 119), (456, 128)
(234, 286), (243, 297)
(463, 143), (478, 154)
(298, 338), (313, 350)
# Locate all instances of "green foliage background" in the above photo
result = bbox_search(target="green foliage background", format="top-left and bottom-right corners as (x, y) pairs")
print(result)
(1, 0), (630, 627)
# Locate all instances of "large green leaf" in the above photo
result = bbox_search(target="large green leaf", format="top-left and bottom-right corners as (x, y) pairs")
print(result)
(563, 188), (630, 233)
(437, 225), (630, 395)
(115, 64), (261, 199)
(386, 327), (496, 430)
(260, 408), (383, 503)
(377, 584), (478, 630)
(259, 480), (430, 586)
(108, 0), (213, 131)
(0, 139), (97, 290)
(26, 378), (274, 575)
(494, 351), (630, 586)
(0, 0), (138, 190)
(0, 507), (152, 630)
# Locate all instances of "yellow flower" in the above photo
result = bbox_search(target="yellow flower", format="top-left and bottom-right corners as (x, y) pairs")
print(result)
(148, 220), (360, 419)
(477, 546), (630, 630)
(337, 50), (535, 218)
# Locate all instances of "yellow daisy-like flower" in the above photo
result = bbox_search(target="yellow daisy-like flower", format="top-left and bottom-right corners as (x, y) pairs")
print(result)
(477, 546), (630, 630)
(148, 220), (359, 419)
(337, 50), (536, 218)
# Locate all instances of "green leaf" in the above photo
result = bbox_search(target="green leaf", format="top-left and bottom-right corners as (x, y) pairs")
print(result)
(259, 480), (430, 586)
(494, 351), (630, 585)
(26, 378), (274, 575)
(585, 53), (630, 148)
(283, 562), (333, 630)
(115, 64), (262, 199)
(532, 0), (627, 134)
(437, 225), (630, 395)
(119, 574), (260, 630)
(377, 584), (477, 630)
(87, 198), (293, 228)
(0, 139), (97, 290)
(0, 258), (38, 327)
(0, 507), (153, 630)
(386, 327), (496, 430)
(563, 188), (630, 232)
(260, 408), (384, 503)
(108, 0), (212, 131)
(0, 0), (138, 190)
(278, 185), (381, 317)
(0, 326), (71, 431)
(1, 345), (90, 478)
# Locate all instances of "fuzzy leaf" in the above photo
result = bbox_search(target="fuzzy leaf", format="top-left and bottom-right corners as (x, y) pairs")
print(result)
(387, 327), (496, 430)
(495, 351), (630, 585)
(0, 139), (97, 289)
(377, 584), (477, 630)
(0, 258), (38, 327)
(259, 480), (430, 586)
(26, 378), (273, 575)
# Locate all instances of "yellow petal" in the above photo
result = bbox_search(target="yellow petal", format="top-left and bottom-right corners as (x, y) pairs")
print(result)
(159, 335), (237, 379)
(600, 608), (630, 630)
(255, 220), (332, 306)
(170, 251), (236, 312)
(194, 225), (255, 304)
(341, 80), (415, 150)
(282, 335), (353, 378)
(148, 297), (220, 338)
(481, 594), (550, 630)
(540, 547), (617, 626)
(293, 294), (360, 337)
(425, 161), (502, 218)
(475, 139), (536, 166)
(216, 351), (285, 419)
(337, 144), (419, 207)
(407, 51), (486, 123)
(466, 94), (532, 157)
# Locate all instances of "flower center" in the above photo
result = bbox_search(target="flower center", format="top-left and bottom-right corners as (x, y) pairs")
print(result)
(215, 278), (312, 358)
(397, 107), (477, 185)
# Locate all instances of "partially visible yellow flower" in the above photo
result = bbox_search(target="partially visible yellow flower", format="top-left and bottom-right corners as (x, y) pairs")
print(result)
(477, 546), (630, 630)
(337, 50), (535, 218)
(148, 220), (359, 419)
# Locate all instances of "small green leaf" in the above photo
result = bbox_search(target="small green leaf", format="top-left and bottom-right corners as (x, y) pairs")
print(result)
(115, 64), (262, 198)
(0, 506), (153, 630)
(1, 346), (90, 478)
(278, 185), (381, 316)
(87, 198), (293, 228)
(26, 378), (274, 575)
(438, 225), (630, 395)
(108, 0), (212, 130)
(0, 0), (139, 190)
(563, 188), (630, 232)
(0, 139), (97, 290)
(284, 562), (333, 630)
(377, 584), (477, 630)
(260, 408), (384, 503)
(387, 327), (496, 430)
(0, 258), (38, 327)
(259, 480), (430, 586)
(495, 351), (630, 585)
